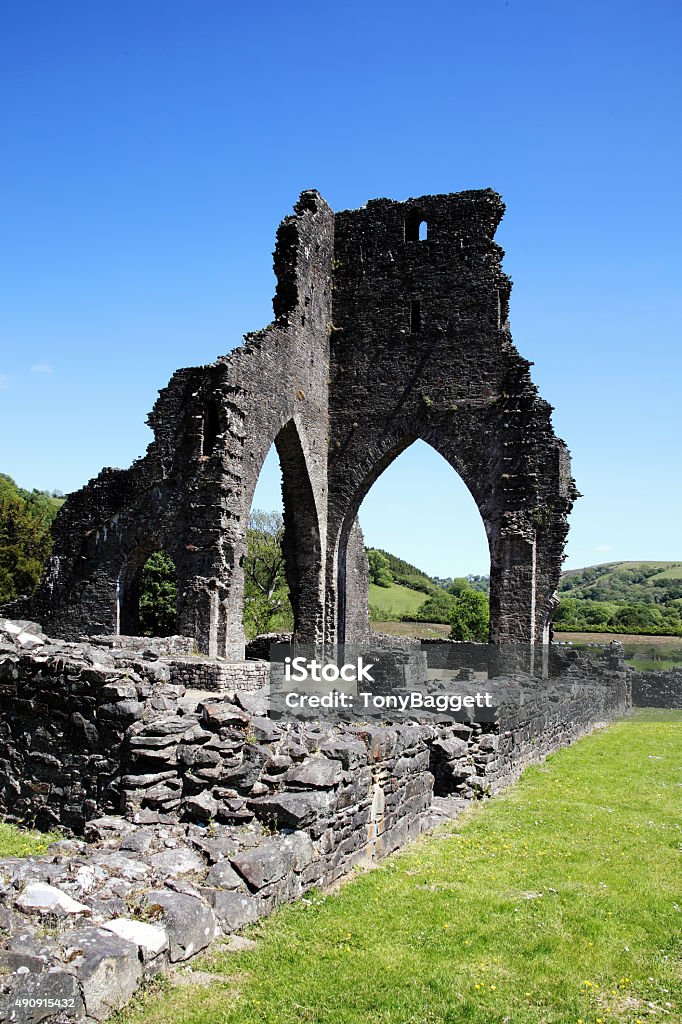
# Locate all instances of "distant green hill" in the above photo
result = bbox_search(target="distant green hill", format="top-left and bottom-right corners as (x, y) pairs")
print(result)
(555, 561), (682, 636)
(368, 549), (437, 595)
(559, 561), (682, 605)
(367, 552), (682, 636)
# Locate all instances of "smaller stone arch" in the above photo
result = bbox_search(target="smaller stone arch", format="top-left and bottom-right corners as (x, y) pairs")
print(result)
(117, 537), (178, 637)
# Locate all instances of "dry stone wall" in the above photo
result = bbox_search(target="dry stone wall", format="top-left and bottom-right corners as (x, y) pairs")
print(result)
(0, 624), (630, 836)
(630, 667), (682, 709)
(0, 624), (630, 1021)
(165, 657), (268, 693)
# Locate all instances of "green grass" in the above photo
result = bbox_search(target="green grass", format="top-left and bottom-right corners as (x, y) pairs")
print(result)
(628, 659), (680, 671)
(0, 820), (60, 856)
(371, 621), (451, 639)
(368, 581), (427, 618)
(116, 718), (682, 1024)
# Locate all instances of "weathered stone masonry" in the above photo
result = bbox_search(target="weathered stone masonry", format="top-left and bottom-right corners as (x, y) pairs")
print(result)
(19, 189), (578, 657)
(0, 623), (630, 1021)
(0, 624), (630, 841)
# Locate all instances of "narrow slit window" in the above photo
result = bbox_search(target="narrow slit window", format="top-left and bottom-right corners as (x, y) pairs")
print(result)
(405, 211), (428, 242)
(202, 400), (220, 455)
(410, 300), (421, 333)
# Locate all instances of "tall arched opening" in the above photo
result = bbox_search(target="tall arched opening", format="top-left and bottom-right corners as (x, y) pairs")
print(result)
(226, 418), (325, 656)
(334, 436), (492, 646)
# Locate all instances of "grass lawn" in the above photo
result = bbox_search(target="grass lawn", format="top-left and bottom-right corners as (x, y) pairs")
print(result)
(372, 621), (451, 639)
(368, 582), (429, 619)
(116, 717), (682, 1024)
(0, 820), (60, 857)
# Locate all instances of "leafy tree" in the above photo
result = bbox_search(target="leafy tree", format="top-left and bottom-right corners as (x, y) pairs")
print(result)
(139, 552), (178, 636)
(661, 606), (682, 631)
(553, 597), (583, 627)
(448, 577), (472, 597)
(607, 604), (666, 632)
(449, 589), (490, 642)
(413, 589), (457, 624)
(554, 598), (618, 629)
(368, 549), (393, 588)
(465, 574), (490, 594)
(0, 478), (56, 603)
(242, 510), (293, 640)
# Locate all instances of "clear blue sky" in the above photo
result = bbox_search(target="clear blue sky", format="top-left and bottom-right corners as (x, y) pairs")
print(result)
(1, 1), (680, 577)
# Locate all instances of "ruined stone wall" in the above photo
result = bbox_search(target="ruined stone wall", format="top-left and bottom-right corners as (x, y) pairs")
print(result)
(15, 188), (577, 659)
(327, 192), (576, 646)
(24, 192), (336, 659)
(0, 629), (629, 1020)
(630, 667), (682, 709)
(165, 657), (268, 693)
(0, 631), (629, 837)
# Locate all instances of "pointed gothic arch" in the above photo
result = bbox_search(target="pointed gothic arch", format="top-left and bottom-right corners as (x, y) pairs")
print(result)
(333, 433), (493, 645)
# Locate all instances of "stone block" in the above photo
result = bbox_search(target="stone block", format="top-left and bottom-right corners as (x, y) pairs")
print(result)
(60, 926), (142, 1020)
(283, 756), (343, 789)
(2, 970), (84, 1023)
(207, 890), (262, 933)
(14, 883), (91, 918)
(247, 790), (332, 830)
(204, 859), (243, 890)
(141, 891), (216, 962)
(230, 837), (292, 891)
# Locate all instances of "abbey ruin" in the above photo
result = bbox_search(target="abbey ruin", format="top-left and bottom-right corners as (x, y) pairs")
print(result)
(24, 189), (578, 655)
(2, 191), (640, 1023)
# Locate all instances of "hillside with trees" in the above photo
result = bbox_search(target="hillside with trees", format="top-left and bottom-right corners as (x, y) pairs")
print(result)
(368, 549), (437, 595)
(366, 549), (490, 641)
(559, 561), (682, 604)
(368, 552), (682, 639)
(555, 561), (682, 635)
